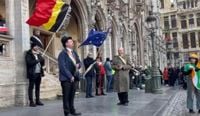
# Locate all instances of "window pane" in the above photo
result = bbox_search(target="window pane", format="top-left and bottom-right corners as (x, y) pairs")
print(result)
(164, 16), (169, 29)
(171, 15), (177, 28)
(190, 32), (196, 48)
(165, 33), (171, 41)
(172, 32), (178, 48)
(183, 2), (186, 9)
(189, 18), (194, 27)
(181, 20), (187, 29)
(197, 18), (200, 26)
(198, 32), (200, 47)
(0, 39), (9, 57)
(182, 33), (189, 49)
(191, 0), (194, 8)
(160, 0), (164, 8)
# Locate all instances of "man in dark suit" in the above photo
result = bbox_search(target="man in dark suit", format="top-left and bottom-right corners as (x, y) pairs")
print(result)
(25, 40), (45, 107)
(58, 36), (81, 116)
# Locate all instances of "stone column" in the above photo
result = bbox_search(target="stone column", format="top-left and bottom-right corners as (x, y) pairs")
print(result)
(13, 0), (30, 106)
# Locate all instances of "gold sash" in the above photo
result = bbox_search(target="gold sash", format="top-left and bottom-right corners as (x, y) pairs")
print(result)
(67, 51), (77, 68)
(118, 56), (127, 65)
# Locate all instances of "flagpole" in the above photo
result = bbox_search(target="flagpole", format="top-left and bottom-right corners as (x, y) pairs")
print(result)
(42, 5), (71, 56)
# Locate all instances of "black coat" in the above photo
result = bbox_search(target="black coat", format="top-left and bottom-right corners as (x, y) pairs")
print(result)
(83, 57), (95, 77)
(58, 49), (81, 82)
(25, 50), (45, 79)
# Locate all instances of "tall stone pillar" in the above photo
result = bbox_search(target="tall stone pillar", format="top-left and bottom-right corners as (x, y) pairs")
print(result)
(13, 0), (30, 106)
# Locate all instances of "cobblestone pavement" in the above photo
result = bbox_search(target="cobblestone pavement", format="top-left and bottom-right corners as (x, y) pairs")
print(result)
(162, 89), (200, 116)
(0, 87), (176, 116)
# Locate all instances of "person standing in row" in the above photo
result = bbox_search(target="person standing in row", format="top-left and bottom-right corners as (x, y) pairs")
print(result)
(163, 67), (169, 86)
(25, 30), (45, 107)
(83, 53), (96, 98)
(104, 58), (113, 92)
(96, 57), (106, 96)
(58, 36), (81, 116)
(112, 47), (132, 106)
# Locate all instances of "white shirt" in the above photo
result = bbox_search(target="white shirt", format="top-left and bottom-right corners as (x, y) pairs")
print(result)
(66, 48), (73, 53)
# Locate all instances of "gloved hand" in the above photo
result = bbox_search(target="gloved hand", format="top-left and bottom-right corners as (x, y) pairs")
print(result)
(188, 69), (193, 74)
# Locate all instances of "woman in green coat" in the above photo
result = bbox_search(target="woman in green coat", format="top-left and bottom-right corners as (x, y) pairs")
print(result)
(184, 53), (200, 113)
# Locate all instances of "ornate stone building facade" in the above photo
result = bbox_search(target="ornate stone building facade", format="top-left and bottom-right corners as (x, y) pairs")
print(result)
(0, 0), (155, 107)
(161, 0), (200, 66)
(143, 0), (167, 70)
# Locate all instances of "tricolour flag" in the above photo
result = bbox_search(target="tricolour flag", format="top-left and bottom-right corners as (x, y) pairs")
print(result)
(26, 0), (70, 32)
(185, 63), (200, 90)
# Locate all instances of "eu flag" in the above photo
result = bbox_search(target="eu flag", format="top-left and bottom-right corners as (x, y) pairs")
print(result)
(79, 29), (108, 47)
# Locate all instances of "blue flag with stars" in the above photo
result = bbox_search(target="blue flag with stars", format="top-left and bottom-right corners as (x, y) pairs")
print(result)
(79, 29), (108, 47)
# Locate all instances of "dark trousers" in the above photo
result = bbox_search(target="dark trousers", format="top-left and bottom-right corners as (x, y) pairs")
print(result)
(61, 81), (76, 115)
(106, 75), (113, 92)
(96, 74), (105, 95)
(28, 74), (42, 102)
(118, 92), (128, 104)
(164, 80), (168, 85)
(86, 76), (93, 97)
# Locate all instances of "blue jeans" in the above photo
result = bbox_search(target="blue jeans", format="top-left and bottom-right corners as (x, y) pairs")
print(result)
(106, 75), (113, 92)
(86, 76), (93, 97)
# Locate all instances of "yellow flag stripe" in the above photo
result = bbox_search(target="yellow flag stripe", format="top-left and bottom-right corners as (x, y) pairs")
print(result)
(42, 0), (64, 30)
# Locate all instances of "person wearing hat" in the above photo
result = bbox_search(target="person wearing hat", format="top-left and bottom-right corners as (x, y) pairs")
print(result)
(58, 36), (81, 116)
(25, 35), (45, 107)
(183, 53), (200, 113)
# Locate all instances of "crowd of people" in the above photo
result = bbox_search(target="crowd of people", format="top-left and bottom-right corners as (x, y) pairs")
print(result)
(25, 29), (200, 115)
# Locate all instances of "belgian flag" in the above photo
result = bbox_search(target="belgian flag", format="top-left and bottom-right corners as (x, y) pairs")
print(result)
(26, 0), (70, 32)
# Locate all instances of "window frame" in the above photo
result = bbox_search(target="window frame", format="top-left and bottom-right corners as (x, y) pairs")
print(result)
(182, 33), (189, 49)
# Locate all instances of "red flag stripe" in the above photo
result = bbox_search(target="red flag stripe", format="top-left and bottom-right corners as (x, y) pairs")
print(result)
(26, 0), (56, 26)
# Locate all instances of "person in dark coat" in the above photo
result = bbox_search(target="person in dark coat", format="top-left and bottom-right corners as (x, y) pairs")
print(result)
(25, 42), (45, 107)
(58, 36), (81, 116)
(83, 53), (96, 98)
(168, 65), (175, 86)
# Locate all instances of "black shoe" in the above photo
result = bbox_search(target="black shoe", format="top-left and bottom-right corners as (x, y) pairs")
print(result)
(189, 109), (195, 113)
(86, 96), (92, 98)
(89, 95), (94, 97)
(198, 109), (200, 113)
(122, 103), (128, 106)
(117, 102), (123, 105)
(70, 112), (81, 116)
(126, 100), (129, 103)
(102, 93), (106, 96)
(29, 102), (36, 107)
(36, 101), (44, 106)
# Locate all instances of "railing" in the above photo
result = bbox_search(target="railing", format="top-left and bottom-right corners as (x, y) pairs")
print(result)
(39, 49), (58, 75)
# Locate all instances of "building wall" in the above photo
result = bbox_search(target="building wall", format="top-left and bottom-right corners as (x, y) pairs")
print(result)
(0, 0), (148, 107)
(161, 0), (200, 66)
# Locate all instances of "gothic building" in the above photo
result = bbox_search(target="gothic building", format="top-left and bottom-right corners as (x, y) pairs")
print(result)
(0, 0), (164, 107)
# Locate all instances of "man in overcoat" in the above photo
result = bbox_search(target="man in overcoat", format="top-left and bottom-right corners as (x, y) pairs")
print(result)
(112, 47), (132, 106)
